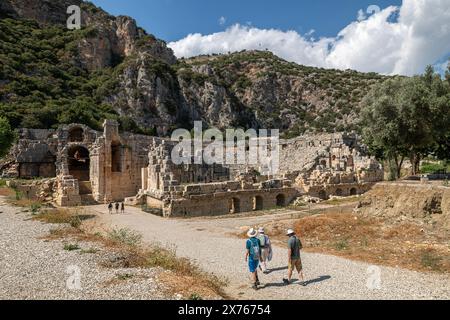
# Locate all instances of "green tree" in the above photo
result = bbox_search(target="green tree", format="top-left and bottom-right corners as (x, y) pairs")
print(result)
(446, 61), (450, 85)
(0, 117), (16, 158)
(361, 68), (450, 178)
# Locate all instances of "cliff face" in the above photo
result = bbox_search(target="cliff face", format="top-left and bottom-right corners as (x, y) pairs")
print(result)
(0, 0), (387, 136)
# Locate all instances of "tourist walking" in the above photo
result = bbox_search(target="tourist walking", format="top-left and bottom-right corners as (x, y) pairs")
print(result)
(115, 202), (120, 214)
(245, 228), (262, 290)
(283, 229), (306, 286)
(121, 202), (125, 214)
(257, 227), (272, 274)
(108, 203), (113, 214)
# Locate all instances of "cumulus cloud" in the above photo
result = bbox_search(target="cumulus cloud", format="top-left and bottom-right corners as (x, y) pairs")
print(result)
(168, 0), (450, 76)
(357, 9), (367, 22)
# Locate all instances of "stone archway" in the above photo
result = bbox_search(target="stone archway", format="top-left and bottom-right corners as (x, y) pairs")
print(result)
(350, 188), (358, 196)
(229, 197), (241, 214)
(276, 194), (286, 207)
(318, 190), (328, 200)
(335, 188), (343, 197)
(253, 196), (264, 211)
(68, 145), (90, 182)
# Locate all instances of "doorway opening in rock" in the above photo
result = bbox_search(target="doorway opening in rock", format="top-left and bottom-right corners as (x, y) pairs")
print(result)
(318, 190), (328, 200)
(335, 188), (343, 197)
(253, 196), (264, 211)
(350, 188), (358, 196)
(111, 142), (123, 173)
(68, 146), (90, 182)
(229, 198), (241, 214)
(276, 194), (286, 207)
(68, 127), (84, 142)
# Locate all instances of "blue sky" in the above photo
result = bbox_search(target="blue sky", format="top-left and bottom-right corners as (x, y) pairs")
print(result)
(90, 0), (449, 76)
(91, 0), (401, 42)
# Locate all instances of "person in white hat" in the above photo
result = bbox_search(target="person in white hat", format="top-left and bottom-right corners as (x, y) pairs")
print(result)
(283, 229), (305, 286)
(257, 227), (272, 274)
(245, 228), (261, 290)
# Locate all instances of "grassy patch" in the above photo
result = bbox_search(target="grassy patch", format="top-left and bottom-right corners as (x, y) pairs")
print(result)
(80, 248), (99, 254)
(117, 273), (134, 281)
(323, 196), (359, 206)
(107, 228), (142, 247)
(421, 249), (443, 271)
(64, 243), (81, 251)
(33, 209), (74, 224)
(334, 239), (349, 251)
(45, 223), (227, 299)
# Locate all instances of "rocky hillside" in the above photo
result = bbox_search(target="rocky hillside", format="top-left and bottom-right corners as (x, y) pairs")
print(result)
(0, 0), (388, 137)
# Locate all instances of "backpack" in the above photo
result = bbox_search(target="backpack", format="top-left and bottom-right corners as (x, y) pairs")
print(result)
(249, 238), (260, 261)
(258, 234), (267, 248)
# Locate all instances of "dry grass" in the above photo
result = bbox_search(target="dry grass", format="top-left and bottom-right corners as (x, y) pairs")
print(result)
(40, 211), (227, 299)
(251, 211), (450, 273)
(0, 187), (14, 197)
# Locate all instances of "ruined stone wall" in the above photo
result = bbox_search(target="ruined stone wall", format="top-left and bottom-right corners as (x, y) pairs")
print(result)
(167, 187), (298, 217)
(356, 183), (450, 230)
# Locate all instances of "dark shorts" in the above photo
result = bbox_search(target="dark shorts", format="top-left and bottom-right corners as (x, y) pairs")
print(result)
(248, 259), (260, 273)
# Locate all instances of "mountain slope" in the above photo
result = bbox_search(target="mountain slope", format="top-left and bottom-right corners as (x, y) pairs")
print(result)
(0, 0), (389, 137)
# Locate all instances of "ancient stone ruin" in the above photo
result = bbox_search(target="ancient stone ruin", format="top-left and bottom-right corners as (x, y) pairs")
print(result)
(0, 121), (384, 217)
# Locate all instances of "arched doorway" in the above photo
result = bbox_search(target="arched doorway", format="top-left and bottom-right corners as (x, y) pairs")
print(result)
(350, 188), (358, 196)
(229, 198), (241, 214)
(335, 188), (343, 197)
(68, 146), (90, 181)
(318, 190), (328, 200)
(276, 194), (286, 207)
(253, 196), (264, 211)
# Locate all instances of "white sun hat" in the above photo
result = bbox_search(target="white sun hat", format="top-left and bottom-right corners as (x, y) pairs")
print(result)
(286, 229), (295, 236)
(247, 228), (258, 238)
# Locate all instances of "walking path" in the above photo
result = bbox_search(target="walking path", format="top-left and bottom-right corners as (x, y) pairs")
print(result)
(90, 205), (450, 300)
(0, 198), (168, 300)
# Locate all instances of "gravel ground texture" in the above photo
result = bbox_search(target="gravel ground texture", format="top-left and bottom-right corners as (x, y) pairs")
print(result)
(91, 205), (450, 300)
(0, 198), (170, 300)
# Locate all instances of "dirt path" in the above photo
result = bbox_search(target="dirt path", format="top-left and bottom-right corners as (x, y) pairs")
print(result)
(89, 205), (450, 300)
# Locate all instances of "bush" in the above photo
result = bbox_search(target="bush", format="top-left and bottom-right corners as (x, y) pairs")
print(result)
(107, 228), (142, 246)
(0, 117), (16, 157)
(421, 162), (448, 174)
(64, 244), (80, 251)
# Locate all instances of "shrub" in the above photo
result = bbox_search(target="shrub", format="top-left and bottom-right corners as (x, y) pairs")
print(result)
(64, 243), (80, 251)
(107, 228), (142, 246)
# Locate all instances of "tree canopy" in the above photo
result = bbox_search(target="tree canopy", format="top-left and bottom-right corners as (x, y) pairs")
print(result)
(0, 116), (16, 158)
(360, 65), (450, 179)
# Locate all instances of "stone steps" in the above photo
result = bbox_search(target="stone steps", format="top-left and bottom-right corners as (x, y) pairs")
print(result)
(78, 181), (92, 195)
(80, 194), (97, 205)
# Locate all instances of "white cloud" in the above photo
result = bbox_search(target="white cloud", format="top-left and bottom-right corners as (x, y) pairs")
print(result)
(218, 16), (226, 26)
(168, 0), (450, 76)
(357, 9), (367, 22)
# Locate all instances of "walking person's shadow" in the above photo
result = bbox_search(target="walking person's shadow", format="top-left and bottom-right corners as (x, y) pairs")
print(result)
(301, 275), (331, 286)
(262, 275), (331, 289)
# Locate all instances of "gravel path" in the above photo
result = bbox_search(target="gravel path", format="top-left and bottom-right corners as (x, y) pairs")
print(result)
(92, 205), (450, 300)
(0, 198), (169, 300)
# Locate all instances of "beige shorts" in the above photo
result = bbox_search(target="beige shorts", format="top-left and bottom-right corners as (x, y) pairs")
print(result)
(289, 258), (303, 273)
